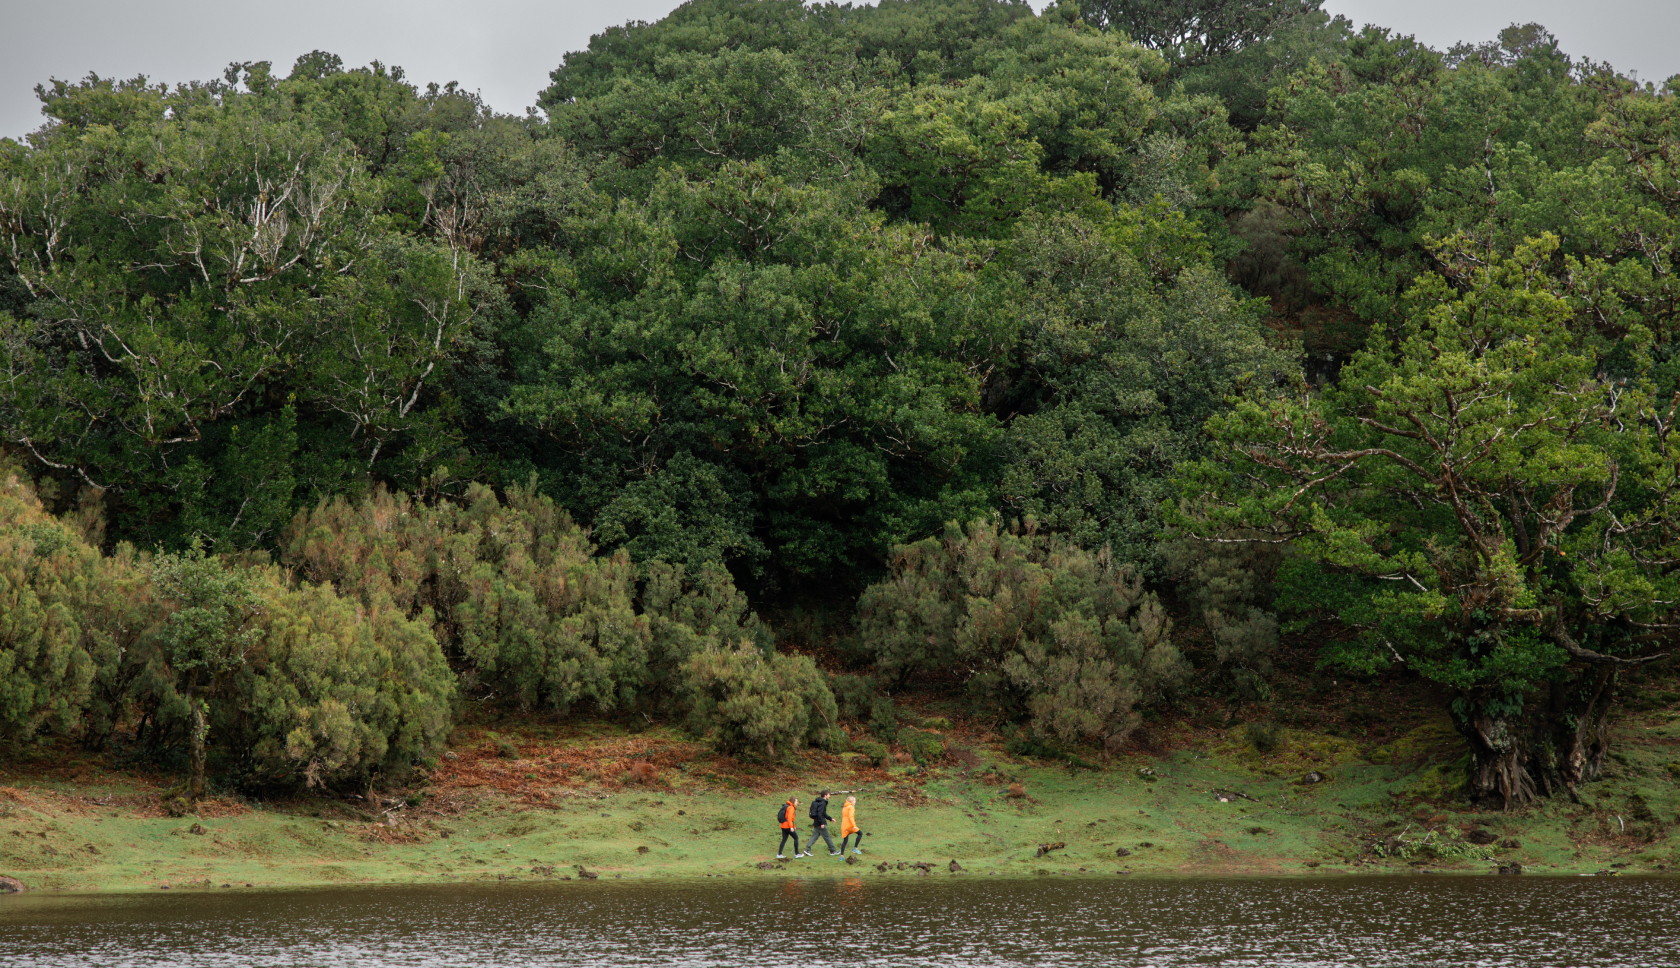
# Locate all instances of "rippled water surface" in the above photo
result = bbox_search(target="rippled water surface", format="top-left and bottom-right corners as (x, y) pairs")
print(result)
(4, 875), (1679, 967)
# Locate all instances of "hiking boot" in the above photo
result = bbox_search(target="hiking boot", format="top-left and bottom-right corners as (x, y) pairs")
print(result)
(829, 851), (842, 856)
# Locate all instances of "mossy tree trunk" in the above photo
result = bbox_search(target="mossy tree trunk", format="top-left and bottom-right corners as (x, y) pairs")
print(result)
(1459, 710), (1537, 808)
(1457, 666), (1618, 809)
(1550, 669), (1615, 794)
(188, 695), (208, 802)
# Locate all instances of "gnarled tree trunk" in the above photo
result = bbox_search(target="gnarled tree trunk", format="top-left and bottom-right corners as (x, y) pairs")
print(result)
(1547, 667), (1616, 797)
(188, 697), (208, 802)
(1460, 711), (1537, 808)
(1456, 666), (1618, 809)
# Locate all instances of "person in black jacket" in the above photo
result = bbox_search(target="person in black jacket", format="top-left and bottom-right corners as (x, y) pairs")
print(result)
(804, 790), (839, 856)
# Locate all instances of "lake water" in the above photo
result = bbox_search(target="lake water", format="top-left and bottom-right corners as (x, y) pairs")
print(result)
(3, 875), (1677, 967)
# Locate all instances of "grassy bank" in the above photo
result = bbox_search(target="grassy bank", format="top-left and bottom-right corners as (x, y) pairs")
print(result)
(4, 696), (1679, 894)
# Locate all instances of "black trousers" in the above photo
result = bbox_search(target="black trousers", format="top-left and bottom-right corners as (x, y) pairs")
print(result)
(778, 828), (802, 854)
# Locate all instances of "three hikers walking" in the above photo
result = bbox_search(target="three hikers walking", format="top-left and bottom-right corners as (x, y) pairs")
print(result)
(775, 789), (861, 859)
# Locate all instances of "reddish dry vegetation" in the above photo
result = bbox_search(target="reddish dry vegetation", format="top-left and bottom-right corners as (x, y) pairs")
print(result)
(424, 733), (701, 805)
(423, 729), (890, 804)
(623, 761), (659, 785)
(0, 776), (253, 821)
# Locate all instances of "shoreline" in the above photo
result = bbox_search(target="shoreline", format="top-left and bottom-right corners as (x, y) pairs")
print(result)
(1, 865), (1671, 900)
(5, 713), (1675, 895)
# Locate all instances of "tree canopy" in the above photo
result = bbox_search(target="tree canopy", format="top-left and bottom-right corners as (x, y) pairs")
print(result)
(3, 0), (1679, 803)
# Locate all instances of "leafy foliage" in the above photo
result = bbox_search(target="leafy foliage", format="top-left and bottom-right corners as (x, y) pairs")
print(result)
(0, 59), (498, 549)
(283, 481), (768, 713)
(857, 519), (1188, 748)
(5, 0), (1680, 800)
(827, 671), (898, 741)
(1176, 239), (1680, 803)
(681, 642), (838, 759)
(996, 211), (1296, 572)
(0, 470), (108, 744)
(0, 468), (453, 789)
(1082, 0), (1327, 70)
(1162, 534), (1284, 697)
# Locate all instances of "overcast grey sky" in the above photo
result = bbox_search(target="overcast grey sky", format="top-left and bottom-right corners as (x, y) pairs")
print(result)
(2, 1), (1676, 140)
(1324, 0), (1679, 80)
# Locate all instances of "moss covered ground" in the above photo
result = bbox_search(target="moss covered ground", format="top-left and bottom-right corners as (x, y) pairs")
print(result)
(5, 684), (1680, 893)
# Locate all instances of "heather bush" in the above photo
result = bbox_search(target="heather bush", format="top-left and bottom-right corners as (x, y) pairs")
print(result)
(640, 558), (773, 698)
(682, 642), (838, 759)
(827, 672), (877, 720)
(284, 482), (767, 714)
(857, 519), (1188, 750)
(0, 471), (111, 744)
(827, 671), (898, 742)
(124, 549), (454, 794)
(237, 581), (454, 788)
(0, 469), (452, 788)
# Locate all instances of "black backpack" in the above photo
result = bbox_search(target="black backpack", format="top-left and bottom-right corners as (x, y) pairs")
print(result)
(776, 802), (792, 825)
(809, 798), (825, 820)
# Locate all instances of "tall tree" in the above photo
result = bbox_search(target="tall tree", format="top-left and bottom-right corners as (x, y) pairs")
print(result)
(1177, 238), (1678, 806)
(1081, 0), (1325, 70)
(0, 60), (493, 549)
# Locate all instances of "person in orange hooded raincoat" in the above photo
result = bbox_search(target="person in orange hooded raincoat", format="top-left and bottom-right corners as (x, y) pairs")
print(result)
(777, 797), (802, 859)
(839, 795), (862, 854)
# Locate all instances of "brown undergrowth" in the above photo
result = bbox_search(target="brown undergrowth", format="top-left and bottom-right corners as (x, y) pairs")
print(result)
(424, 723), (894, 804)
(1, 784), (251, 821)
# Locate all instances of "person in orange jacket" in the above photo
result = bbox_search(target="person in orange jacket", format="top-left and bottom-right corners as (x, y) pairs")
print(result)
(777, 797), (802, 859)
(839, 795), (863, 855)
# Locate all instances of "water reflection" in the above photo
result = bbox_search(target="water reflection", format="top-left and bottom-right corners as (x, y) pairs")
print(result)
(2, 875), (1677, 967)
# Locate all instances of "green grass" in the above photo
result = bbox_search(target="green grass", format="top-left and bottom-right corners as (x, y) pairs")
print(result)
(3, 710), (1678, 893)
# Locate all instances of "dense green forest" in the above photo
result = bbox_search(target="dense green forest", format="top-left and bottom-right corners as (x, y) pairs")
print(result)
(2, 0), (1677, 810)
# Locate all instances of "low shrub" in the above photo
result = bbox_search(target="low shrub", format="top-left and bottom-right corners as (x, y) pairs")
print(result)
(856, 519), (1188, 750)
(284, 483), (770, 716)
(852, 740), (889, 766)
(901, 729), (947, 766)
(1003, 726), (1100, 769)
(870, 696), (899, 742)
(1370, 827), (1496, 863)
(0, 474), (111, 745)
(682, 643), (839, 759)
